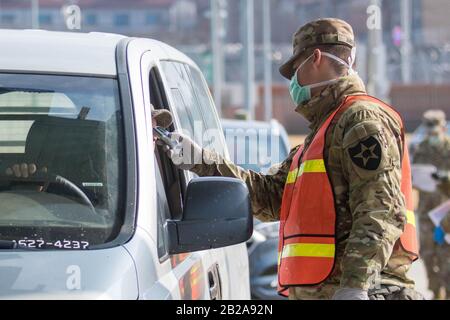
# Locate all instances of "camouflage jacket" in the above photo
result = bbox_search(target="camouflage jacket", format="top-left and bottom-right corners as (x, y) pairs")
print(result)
(417, 137), (450, 234)
(433, 179), (450, 233)
(192, 75), (414, 299)
(413, 136), (450, 221)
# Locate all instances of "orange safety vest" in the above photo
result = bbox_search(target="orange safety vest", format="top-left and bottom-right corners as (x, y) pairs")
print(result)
(277, 95), (418, 296)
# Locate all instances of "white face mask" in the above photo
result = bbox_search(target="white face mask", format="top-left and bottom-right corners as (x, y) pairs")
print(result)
(321, 51), (357, 76)
(289, 50), (357, 105)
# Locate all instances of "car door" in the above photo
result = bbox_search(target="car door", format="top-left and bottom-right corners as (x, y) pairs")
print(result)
(156, 59), (233, 299)
(186, 63), (251, 300)
(139, 50), (221, 300)
(159, 60), (250, 300)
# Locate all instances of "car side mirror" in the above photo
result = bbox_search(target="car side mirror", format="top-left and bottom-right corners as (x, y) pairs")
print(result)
(166, 177), (253, 254)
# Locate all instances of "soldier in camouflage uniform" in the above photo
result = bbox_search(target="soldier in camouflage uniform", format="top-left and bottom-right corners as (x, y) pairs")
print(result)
(167, 18), (421, 300)
(413, 110), (450, 300)
(433, 167), (450, 233)
(431, 190), (450, 301)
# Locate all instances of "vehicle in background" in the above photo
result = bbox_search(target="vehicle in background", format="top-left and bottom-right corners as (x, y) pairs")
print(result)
(0, 30), (252, 300)
(221, 119), (290, 173)
(221, 119), (291, 300)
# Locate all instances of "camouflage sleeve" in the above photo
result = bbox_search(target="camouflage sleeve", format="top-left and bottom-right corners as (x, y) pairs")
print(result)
(190, 146), (300, 222)
(338, 107), (406, 290)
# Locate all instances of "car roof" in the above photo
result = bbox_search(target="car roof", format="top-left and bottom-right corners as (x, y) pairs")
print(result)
(0, 29), (126, 76)
(0, 29), (202, 78)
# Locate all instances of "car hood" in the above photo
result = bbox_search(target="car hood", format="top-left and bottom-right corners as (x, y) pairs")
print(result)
(0, 246), (138, 300)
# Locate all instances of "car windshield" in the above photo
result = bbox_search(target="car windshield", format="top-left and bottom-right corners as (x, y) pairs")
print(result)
(0, 73), (125, 249)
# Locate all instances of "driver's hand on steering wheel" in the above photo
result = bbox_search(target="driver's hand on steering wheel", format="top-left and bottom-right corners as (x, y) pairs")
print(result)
(5, 163), (46, 178)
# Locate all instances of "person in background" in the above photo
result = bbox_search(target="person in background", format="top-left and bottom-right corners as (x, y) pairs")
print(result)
(430, 175), (450, 301)
(413, 109), (450, 300)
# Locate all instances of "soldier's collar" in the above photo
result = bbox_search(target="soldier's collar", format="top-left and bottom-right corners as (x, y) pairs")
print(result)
(295, 74), (366, 127)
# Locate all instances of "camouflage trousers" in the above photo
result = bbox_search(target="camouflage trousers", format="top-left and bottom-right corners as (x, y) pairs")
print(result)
(419, 219), (450, 298)
(368, 285), (425, 300)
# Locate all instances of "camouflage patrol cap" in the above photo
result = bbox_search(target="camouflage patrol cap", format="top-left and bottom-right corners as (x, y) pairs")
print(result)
(151, 109), (173, 129)
(279, 18), (355, 79)
(423, 109), (447, 128)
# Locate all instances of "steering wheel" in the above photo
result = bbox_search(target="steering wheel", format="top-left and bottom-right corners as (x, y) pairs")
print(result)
(0, 172), (96, 214)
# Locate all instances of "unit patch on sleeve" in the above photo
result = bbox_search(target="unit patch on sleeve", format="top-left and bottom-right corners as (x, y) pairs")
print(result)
(348, 136), (382, 171)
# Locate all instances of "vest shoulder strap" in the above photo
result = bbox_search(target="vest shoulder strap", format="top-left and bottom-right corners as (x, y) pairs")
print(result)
(337, 95), (404, 129)
(333, 94), (406, 145)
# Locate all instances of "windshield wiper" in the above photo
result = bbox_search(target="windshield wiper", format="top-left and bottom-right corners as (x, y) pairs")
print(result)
(0, 240), (39, 250)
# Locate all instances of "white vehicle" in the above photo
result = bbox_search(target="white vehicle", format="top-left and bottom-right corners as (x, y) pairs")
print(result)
(0, 30), (252, 300)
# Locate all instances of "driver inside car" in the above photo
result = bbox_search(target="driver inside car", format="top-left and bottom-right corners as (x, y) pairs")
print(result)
(5, 107), (173, 179)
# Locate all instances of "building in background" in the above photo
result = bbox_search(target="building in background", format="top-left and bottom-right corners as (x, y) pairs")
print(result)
(0, 0), (209, 41)
(0, 0), (449, 133)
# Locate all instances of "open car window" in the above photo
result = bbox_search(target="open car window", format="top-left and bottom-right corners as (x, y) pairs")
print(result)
(160, 61), (226, 156)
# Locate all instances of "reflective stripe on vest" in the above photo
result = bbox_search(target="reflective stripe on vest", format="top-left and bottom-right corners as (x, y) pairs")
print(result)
(286, 159), (326, 184)
(277, 94), (419, 296)
(278, 243), (335, 262)
(406, 210), (416, 227)
(283, 243), (335, 258)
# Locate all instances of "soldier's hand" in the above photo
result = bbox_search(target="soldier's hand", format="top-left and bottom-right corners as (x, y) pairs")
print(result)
(165, 132), (203, 171)
(5, 163), (38, 178)
(332, 288), (369, 300)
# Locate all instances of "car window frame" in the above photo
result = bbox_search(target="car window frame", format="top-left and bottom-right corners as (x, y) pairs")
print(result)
(0, 68), (134, 250)
(147, 63), (189, 261)
(159, 60), (227, 157)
